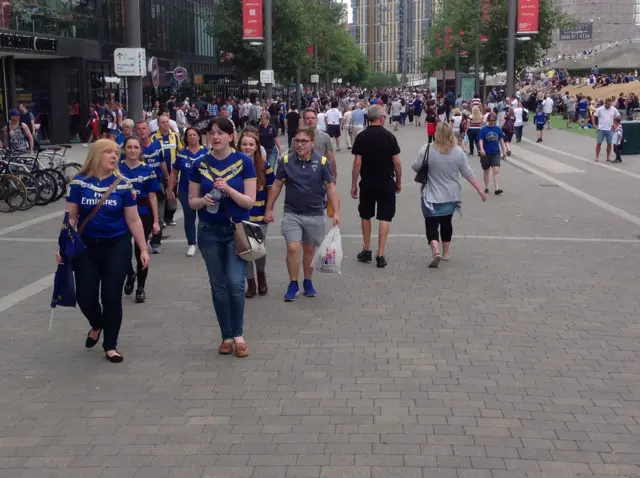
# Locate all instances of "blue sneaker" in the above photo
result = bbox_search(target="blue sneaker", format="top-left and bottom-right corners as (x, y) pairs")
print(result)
(303, 279), (317, 298)
(284, 281), (299, 302)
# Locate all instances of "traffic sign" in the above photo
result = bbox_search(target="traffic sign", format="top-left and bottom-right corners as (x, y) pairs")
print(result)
(260, 69), (274, 84)
(114, 48), (146, 76)
(173, 67), (187, 82)
(310, 74), (319, 83)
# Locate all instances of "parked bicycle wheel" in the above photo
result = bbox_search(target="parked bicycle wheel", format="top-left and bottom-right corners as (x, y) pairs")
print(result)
(46, 168), (67, 202)
(13, 172), (39, 210)
(0, 174), (27, 212)
(61, 162), (82, 183)
(33, 169), (57, 205)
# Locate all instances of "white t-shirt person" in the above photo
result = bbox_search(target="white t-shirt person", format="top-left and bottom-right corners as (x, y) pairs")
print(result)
(325, 107), (342, 126)
(390, 100), (402, 117)
(594, 105), (619, 130)
(542, 97), (554, 115)
(514, 107), (525, 127)
(317, 111), (327, 131)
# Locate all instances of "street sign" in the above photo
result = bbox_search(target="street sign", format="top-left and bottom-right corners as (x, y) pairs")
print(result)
(173, 67), (188, 82)
(148, 56), (159, 88)
(337, 78), (343, 84)
(114, 48), (146, 76)
(310, 74), (319, 83)
(260, 69), (274, 84)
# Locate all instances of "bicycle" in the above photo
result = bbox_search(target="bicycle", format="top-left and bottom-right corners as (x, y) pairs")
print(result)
(0, 149), (53, 206)
(0, 173), (27, 212)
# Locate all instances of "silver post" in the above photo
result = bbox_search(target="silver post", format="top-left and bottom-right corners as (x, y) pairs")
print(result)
(265, 0), (273, 100)
(506, 0), (517, 97)
(125, 0), (143, 121)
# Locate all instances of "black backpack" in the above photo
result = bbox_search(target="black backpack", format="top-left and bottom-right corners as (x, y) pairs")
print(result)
(523, 110), (529, 122)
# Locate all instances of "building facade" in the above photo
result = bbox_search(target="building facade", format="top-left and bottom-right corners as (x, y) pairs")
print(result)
(552, 0), (640, 55)
(0, 0), (232, 144)
(351, 0), (431, 74)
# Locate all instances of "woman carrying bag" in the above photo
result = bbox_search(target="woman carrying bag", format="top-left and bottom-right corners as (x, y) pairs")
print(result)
(189, 118), (257, 358)
(56, 139), (149, 363)
(412, 122), (486, 269)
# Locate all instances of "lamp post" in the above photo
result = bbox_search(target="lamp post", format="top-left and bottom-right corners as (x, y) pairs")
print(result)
(264, 0), (273, 100)
(506, 0), (517, 97)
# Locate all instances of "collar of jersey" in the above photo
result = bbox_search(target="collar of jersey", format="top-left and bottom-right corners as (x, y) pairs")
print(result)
(296, 153), (313, 162)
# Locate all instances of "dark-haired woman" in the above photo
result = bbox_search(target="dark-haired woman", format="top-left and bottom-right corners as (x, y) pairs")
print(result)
(238, 130), (275, 298)
(168, 127), (208, 257)
(189, 118), (257, 358)
(120, 136), (161, 303)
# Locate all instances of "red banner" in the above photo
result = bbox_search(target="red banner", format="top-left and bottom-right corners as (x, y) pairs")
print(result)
(517, 0), (539, 34)
(242, 0), (263, 40)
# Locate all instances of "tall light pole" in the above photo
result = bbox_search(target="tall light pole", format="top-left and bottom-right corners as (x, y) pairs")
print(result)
(506, 0), (517, 97)
(125, 0), (143, 121)
(264, 0), (273, 100)
(474, 0), (480, 96)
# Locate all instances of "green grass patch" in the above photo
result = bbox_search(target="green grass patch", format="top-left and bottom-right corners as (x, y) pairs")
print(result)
(548, 115), (597, 137)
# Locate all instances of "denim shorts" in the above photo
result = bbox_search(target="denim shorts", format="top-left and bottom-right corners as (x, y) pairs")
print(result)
(597, 129), (613, 145)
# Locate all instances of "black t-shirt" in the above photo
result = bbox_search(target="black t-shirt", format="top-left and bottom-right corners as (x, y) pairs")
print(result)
(351, 125), (400, 183)
(285, 111), (300, 134)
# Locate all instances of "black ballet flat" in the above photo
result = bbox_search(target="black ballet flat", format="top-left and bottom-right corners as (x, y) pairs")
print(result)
(85, 328), (102, 349)
(105, 350), (124, 363)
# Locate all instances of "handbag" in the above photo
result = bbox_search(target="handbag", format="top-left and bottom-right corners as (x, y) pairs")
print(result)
(204, 160), (266, 262)
(414, 144), (430, 185)
(77, 177), (122, 236)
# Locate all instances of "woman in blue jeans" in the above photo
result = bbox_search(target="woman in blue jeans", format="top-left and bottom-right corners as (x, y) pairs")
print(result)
(189, 118), (257, 358)
(258, 112), (281, 171)
(168, 127), (207, 257)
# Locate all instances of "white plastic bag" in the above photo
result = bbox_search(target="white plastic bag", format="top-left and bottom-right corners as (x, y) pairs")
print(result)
(311, 226), (343, 274)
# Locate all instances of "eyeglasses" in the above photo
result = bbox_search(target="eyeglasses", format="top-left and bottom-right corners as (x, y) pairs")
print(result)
(293, 139), (311, 145)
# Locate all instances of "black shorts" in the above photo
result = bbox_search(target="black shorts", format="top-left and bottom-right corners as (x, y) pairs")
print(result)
(481, 154), (501, 170)
(536, 124), (544, 131)
(327, 124), (341, 138)
(358, 179), (396, 222)
(392, 115), (401, 123)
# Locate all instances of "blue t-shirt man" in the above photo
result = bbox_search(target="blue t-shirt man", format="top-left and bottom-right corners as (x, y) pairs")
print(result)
(351, 108), (365, 126)
(189, 150), (257, 225)
(577, 98), (589, 115)
(534, 111), (547, 128)
(67, 173), (137, 238)
(119, 163), (161, 217)
(141, 140), (164, 181)
(478, 125), (504, 155)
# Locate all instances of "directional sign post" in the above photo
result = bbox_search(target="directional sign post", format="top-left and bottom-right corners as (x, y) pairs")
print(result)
(114, 48), (147, 76)
(260, 69), (274, 85)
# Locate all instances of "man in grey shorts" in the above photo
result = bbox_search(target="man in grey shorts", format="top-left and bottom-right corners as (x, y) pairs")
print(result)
(265, 126), (340, 302)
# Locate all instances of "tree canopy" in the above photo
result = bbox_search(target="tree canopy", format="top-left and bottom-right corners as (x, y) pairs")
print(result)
(208, 0), (369, 86)
(422, 0), (574, 75)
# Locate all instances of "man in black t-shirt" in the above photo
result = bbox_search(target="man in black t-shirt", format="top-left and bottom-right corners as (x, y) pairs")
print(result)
(350, 104), (402, 269)
(284, 105), (300, 148)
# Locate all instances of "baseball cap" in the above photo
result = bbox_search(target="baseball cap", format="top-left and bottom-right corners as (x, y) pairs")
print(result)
(9, 109), (19, 117)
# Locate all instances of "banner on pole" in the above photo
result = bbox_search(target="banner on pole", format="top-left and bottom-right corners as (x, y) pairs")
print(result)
(517, 0), (539, 35)
(243, 0), (263, 40)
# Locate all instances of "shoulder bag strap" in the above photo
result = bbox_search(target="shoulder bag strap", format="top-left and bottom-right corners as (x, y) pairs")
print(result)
(77, 177), (122, 236)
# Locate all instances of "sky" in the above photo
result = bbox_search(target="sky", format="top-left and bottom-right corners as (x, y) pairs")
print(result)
(340, 0), (353, 23)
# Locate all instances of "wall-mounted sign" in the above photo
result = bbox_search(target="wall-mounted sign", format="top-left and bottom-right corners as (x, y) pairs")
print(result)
(0, 33), (57, 52)
(148, 56), (159, 88)
(194, 74), (204, 85)
(559, 23), (592, 41)
(114, 48), (147, 76)
(173, 67), (188, 82)
(517, 0), (540, 35)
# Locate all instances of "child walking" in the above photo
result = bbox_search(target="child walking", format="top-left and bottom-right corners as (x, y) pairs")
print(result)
(612, 116), (623, 163)
(534, 106), (546, 143)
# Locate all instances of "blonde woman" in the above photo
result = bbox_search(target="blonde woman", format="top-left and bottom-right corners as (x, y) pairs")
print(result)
(56, 139), (149, 363)
(466, 106), (483, 156)
(412, 123), (486, 268)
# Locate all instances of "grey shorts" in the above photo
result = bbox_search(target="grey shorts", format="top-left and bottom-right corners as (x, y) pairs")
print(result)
(281, 213), (325, 246)
(481, 153), (501, 170)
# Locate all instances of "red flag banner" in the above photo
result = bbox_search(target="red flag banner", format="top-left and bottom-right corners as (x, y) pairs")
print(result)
(242, 0), (263, 40)
(517, 0), (539, 34)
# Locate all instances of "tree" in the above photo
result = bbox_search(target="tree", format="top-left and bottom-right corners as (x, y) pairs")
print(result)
(207, 0), (370, 86)
(422, 0), (574, 75)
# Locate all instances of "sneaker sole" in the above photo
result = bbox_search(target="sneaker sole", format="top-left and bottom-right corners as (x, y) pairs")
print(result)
(304, 293), (316, 298)
(284, 293), (298, 302)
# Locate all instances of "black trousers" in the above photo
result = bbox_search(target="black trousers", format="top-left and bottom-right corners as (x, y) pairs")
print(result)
(467, 128), (480, 155)
(73, 234), (132, 351)
(128, 214), (153, 288)
(425, 215), (453, 243)
(150, 188), (165, 247)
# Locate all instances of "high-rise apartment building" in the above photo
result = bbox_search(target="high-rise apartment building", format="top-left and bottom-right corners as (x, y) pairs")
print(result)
(552, 0), (640, 55)
(351, 0), (432, 73)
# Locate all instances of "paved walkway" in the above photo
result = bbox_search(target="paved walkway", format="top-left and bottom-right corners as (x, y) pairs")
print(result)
(0, 124), (639, 478)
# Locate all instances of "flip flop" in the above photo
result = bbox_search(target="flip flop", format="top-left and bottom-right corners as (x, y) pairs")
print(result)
(429, 255), (442, 268)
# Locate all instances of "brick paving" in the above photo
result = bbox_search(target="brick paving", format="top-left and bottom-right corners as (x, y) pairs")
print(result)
(0, 125), (640, 477)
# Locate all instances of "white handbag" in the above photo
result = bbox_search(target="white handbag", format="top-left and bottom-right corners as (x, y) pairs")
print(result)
(235, 220), (266, 262)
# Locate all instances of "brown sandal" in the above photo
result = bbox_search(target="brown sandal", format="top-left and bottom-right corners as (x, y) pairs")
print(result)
(234, 341), (249, 358)
(218, 340), (233, 355)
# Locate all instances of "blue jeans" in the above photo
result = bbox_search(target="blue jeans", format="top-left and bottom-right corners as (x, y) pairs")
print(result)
(267, 146), (278, 171)
(198, 222), (246, 340)
(178, 189), (197, 246)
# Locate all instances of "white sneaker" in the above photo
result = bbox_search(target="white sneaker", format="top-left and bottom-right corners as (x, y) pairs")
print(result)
(187, 245), (196, 257)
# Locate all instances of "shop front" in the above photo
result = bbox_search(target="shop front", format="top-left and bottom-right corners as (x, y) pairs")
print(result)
(0, 30), (101, 144)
